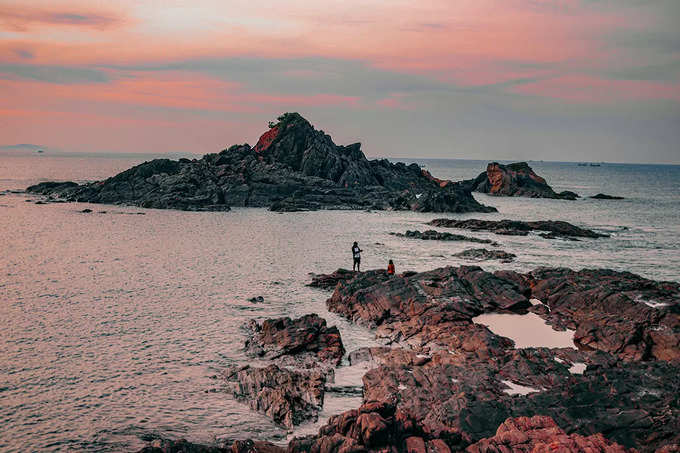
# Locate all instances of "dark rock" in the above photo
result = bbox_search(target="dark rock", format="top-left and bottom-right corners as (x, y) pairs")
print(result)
(248, 296), (265, 303)
(428, 218), (607, 239)
(591, 193), (625, 200)
(452, 248), (516, 262)
(244, 314), (345, 367)
(391, 230), (498, 245)
(223, 364), (325, 428)
(308, 269), (358, 290)
(81, 208), (92, 213)
(137, 438), (284, 453)
(26, 113), (495, 214)
(466, 416), (634, 452)
(462, 162), (578, 200)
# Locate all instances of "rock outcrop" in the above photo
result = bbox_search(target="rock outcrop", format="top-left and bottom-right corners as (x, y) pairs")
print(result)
(390, 230), (498, 245)
(511, 267), (680, 362)
(223, 364), (326, 428)
(320, 266), (679, 451)
(245, 314), (345, 368)
(591, 193), (625, 200)
(466, 416), (633, 452)
(26, 113), (495, 213)
(308, 269), (358, 290)
(464, 162), (578, 200)
(428, 218), (607, 240)
(452, 248), (516, 262)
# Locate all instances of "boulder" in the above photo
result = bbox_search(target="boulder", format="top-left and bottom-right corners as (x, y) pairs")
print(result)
(223, 364), (325, 428)
(591, 193), (625, 200)
(245, 314), (345, 367)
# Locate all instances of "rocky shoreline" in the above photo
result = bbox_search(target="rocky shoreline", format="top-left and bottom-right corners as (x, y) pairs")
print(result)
(139, 264), (679, 453)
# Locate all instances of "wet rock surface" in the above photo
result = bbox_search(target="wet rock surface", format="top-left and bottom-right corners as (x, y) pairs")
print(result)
(26, 113), (495, 213)
(245, 314), (345, 367)
(452, 248), (516, 262)
(428, 218), (608, 239)
(223, 364), (326, 428)
(138, 438), (284, 453)
(390, 230), (498, 245)
(466, 415), (634, 452)
(463, 162), (579, 200)
(510, 267), (680, 362)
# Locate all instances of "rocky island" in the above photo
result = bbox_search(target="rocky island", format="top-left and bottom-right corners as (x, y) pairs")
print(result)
(26, 113), (495, 214)
(463, 162), (579, 200)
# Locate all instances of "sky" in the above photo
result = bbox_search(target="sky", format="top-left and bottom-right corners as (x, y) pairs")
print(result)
(1, 0), (679, 163)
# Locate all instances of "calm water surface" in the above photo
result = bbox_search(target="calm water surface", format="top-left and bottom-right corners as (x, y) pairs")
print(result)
(1, 151), (679, 451)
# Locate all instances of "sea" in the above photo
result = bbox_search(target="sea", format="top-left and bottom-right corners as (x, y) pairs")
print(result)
(1, 150), (679, 452)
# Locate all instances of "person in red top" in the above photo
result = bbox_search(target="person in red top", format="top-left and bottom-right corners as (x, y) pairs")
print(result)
(387, 259), (395, 275)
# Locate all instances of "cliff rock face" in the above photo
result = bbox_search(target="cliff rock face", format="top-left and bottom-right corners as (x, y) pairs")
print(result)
(27, 113), (495, 213)
(465, 162), (578, 200)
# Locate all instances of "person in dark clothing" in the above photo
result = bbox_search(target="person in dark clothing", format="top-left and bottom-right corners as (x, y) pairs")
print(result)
(387, 259), (395, 275)
(352, 242), (362, 271)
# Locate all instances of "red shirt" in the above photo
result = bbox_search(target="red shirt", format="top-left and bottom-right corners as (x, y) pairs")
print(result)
(387, 263), (395, 275)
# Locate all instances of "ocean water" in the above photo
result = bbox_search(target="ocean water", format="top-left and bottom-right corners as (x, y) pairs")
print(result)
(1, 151), (679, 452)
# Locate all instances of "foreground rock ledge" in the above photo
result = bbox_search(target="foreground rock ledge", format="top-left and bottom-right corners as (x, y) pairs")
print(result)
(26, 113), (495, 213)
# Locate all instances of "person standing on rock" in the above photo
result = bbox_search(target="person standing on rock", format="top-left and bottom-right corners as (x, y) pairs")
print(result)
(387, 260), (395, 275)
(352, 242), (362, 272)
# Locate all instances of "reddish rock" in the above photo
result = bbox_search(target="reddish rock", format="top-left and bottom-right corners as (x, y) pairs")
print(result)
(464, 162), (578, 200)
(405, 437), (426, 453)
(466, 416), (634, 452)
(255, 125), (280, 153)
(223, 364), (325, 427)
(513, 268), (680, 362)
(245, 314), (345, 367)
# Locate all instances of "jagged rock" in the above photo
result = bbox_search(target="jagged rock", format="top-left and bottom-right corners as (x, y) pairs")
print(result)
(452, 248), (516, 262)
(507, 267), (680, 362)
(223, 364), (325, 428)
(245, 314), (345, 367)
(591, 193), (625, 200)
(26, 113), (495, 213)
(466, 416), (634, 452)
(428, 218), (607, 239)
(390, 230), (498, 245)
(463, 162), (578, 200)
(308, 269), (358, 290)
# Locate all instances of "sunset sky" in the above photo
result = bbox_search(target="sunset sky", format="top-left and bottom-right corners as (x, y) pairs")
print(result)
(1, 1), (679, 163)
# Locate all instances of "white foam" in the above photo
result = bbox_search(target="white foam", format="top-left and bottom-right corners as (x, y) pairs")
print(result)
(473, 312), (576, 349)
(398, 383), (407, 390)
(554, 357), (564, 364)
(501, 380), (541, 395)
(634, 294), (669, 309)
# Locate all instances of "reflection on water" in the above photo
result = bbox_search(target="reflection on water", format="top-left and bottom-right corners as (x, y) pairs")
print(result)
(1, 154), (679, 451)
(472, 313), (575, 349)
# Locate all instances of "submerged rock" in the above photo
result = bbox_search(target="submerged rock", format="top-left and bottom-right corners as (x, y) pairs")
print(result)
(463, 162), (579, 200)
(245, 314), (345, 367)
(428, 218), (607, 239)
(452, 248), (516, 262)
(223, 364), (325, 428)
(26, 113), (495, 213)
(391, 230), (498, 245)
